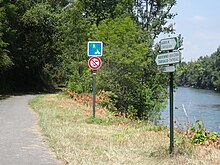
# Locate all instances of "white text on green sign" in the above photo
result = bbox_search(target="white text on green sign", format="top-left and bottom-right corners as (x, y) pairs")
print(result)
(155, 51), (181, 65)
(160, 37), (179, 51)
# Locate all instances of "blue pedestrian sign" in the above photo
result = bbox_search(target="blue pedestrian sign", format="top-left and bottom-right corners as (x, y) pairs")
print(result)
(87, 41), (103, 56)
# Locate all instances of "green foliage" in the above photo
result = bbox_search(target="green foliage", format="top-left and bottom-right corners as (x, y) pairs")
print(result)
(0, 51), (13, 72)
(0, 41), (10, 72)
(173, 120), (219, 153)
(53, 2), (90, 85)
(85, 116), (114, 125)
(89, 17), (168, 120)
(79, 0), (135, 25)
(21, 3), (58, 66)
(143, 124), (166, 131)
(0, 0), (176, 121)
(135, 0), (177, 39)
(177, 47), (220, 91)
(67, 68), (92, 94)
(0, 1), (14, 72)
(0, 0), (60, 91)
(188, 120), (217, 145)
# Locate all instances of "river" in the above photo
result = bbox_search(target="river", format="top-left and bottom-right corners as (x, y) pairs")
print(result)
(160, 87), (220, 132)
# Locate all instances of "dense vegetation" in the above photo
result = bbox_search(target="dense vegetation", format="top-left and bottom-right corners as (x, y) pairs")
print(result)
(177, 47), (220, 91)
(1, 0), (177, 120)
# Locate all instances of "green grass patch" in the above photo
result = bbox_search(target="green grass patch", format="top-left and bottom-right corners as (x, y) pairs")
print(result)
(85, 116), (114, 125)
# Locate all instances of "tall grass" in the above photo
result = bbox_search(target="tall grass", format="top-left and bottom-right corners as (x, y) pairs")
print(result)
(29, 93), (220, 165)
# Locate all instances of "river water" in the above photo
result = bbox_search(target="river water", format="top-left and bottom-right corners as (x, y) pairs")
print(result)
(160, 87), (220, 132)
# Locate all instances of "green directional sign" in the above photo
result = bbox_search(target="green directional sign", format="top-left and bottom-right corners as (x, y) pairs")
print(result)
(160, 37), (179, 51)
(155, 51), (181, 65)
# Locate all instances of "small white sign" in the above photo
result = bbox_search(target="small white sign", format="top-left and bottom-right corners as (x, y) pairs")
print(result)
(162, 65), (176, 73)
(160, 37), (178, 51)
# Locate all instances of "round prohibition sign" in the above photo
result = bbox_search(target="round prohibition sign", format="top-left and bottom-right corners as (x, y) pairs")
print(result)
(88, 57), (102, 70)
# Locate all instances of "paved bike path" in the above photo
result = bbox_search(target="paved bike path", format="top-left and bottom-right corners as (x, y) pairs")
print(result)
(0, 95), (62, 165)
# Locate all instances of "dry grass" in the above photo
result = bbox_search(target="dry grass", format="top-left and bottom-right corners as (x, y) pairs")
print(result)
(29, 93), (220, 165)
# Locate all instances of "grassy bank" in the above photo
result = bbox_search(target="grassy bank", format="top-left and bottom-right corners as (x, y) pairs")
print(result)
(29, 93), (220, 165)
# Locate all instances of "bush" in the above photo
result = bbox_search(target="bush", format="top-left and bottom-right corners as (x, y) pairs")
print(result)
(188, 120), (217, 145)
(67, 69), (92, 93)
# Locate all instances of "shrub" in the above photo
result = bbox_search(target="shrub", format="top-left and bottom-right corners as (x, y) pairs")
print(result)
(67, 69), (92, 93)
(187, 120), (217, 145)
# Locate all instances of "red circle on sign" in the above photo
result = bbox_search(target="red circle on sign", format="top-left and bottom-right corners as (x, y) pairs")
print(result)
(88, 57), (102, 70)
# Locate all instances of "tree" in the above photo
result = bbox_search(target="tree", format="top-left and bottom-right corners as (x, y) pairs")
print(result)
(79, 0), (135, 25)
(0, 1), (13, 72)
(65, 0), (177, 120)
(0, 0), (31, 91)
(177, 46), (220, 92)
(20, 2), (60, 89)
(30, 0), (69, 8)
(53, 1), (90, 85)
(88, 17), (168, 120)
(135, 0), (177, 39)
(0, 0), (61, 91)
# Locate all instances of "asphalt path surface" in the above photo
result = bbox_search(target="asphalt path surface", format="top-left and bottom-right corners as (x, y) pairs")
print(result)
(0, 95), (62, 165)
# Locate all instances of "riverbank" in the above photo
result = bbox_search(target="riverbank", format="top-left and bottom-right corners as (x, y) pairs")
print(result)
(161, 87), (220, 133)
(178, 85), (219, 91)
(29, 93), (220, 164)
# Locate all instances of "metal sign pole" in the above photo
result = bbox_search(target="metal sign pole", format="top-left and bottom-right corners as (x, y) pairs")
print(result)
(156, 36), (182, 158)
(87, 41), (103, 118)
(169, 69), (174, 157)
(93, 70), (97, 118)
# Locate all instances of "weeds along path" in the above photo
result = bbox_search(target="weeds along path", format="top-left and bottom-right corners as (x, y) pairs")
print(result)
(0, 95), (62, 165)
(30, 93), (220, 165)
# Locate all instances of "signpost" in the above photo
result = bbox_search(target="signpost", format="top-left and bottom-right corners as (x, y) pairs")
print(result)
(160, 37), (179, 51)
(155, 36), (182, 157)
(88, 57), (102, 70)
(87, 41), (103, 118)
(88, 41), (103, 56)
(162, 65), (176, 73)
(155, 51), (181, 66)
(169, 69), (174, 157)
